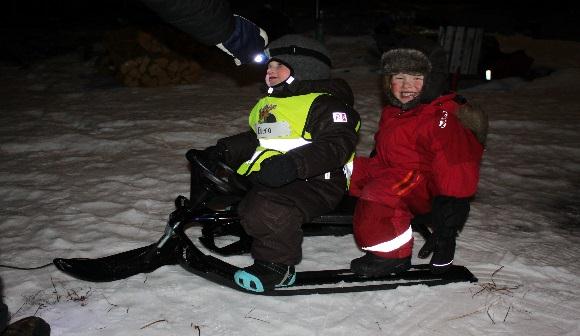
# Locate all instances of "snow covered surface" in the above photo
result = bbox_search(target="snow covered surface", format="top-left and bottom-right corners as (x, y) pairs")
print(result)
(1, 35), (580, 335)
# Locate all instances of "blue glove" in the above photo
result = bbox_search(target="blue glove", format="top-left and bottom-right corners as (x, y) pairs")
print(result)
(255, 155), (297, 187)
(217, 15), (268, 66)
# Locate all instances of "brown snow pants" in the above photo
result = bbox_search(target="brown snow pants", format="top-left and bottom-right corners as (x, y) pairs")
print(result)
(237, 176), (346, 266)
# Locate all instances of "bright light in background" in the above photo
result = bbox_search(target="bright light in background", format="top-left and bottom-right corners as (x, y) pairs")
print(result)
(485, 69), (492, 81)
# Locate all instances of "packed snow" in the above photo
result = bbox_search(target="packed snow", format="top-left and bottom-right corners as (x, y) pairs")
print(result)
(1, 35), (579, 336)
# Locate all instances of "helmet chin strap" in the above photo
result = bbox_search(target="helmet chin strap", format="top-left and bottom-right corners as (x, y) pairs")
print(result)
(267, 75), (296, 94)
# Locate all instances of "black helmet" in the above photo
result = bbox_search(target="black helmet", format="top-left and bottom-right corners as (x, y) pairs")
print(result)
(266, 34), (332, 81)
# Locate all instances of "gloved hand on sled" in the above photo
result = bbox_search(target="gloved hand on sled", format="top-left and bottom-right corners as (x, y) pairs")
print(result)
(202, 145), (225, 162)
(185, 144), (227, 172)
(255, 155), (297, 187)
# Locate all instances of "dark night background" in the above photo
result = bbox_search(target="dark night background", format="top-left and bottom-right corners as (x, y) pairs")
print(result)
(1, 2), (580, 334)
(0, 0), (578, 74)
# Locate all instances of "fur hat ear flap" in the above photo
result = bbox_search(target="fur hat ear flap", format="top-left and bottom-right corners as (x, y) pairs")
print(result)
(381, 48), (431, 76)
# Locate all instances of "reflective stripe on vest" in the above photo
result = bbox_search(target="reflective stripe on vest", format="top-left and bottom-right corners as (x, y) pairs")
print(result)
(362, 226), (413, 253)
(343, 154), (354, 181)
(237, 148), (280, 176)
(259, 138), (311, 152)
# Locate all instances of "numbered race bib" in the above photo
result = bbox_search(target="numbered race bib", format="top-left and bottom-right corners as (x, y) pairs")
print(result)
(256, 122), (292, 138)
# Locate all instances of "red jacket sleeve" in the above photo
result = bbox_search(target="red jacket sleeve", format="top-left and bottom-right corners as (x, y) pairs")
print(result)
(429, 109), (484, 197)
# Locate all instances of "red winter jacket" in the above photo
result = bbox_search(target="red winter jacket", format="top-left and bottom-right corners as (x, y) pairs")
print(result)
(350, 93), (483, 206)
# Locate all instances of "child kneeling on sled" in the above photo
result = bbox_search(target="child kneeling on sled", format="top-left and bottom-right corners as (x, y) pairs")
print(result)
(349, 37), (487, 276)
(198, 34), (360, 292)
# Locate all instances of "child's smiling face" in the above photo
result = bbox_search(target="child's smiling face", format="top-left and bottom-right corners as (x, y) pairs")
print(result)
(388, 73), (425, 104)
(266, 60), (291, 87)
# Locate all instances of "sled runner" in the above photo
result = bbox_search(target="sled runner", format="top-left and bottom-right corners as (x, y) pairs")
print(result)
(54, 150), (477, 295)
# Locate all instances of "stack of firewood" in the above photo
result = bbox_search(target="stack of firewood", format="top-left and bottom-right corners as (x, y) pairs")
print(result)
(103, 26), (202, 87)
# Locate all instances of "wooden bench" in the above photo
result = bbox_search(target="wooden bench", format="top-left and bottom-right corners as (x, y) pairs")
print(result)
(438, 26), (484, 89)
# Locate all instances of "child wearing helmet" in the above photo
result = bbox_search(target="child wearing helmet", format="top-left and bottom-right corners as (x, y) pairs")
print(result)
(201, 34), (360, 292)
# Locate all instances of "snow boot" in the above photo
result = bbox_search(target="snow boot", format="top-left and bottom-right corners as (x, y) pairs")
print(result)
(234, 260), (296, 292)
(1, 316), (50, 336)
(350, 253), (411, 278)
(418, 238), (435, 259)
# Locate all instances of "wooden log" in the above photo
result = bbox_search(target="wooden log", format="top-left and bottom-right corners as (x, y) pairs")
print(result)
(103, 26), (203, 87)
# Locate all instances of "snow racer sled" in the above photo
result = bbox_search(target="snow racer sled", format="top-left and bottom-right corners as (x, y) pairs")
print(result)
(53, 150), (477, 295)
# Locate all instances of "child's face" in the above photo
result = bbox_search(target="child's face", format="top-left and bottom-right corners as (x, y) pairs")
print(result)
(388, 73), (425, 104)
(266, 60), (291, 86)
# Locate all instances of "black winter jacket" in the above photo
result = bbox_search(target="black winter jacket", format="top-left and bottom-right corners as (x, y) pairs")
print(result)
(217, 78), (360, 181)
(140, 0), (234, 45)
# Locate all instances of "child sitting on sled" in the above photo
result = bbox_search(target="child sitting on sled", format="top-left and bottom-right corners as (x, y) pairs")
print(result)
(348, 37), (487, 276)
(198, 34), (360, 292)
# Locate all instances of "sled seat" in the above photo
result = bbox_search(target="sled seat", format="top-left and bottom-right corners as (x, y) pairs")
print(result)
(309, 194), (356, 225)
(205, 194), (355, 225)
(199, 192), (355, 237)
(187, 149), (355, 227)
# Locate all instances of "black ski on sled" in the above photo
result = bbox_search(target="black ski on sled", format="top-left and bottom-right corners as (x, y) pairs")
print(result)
(54, 220), (477, 296)
(53, 194), (477, 295)
(53, 150), (477, 295)
(180, 241), (478, 295)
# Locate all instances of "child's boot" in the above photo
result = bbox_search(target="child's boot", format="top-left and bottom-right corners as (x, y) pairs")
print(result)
(350, 253), (411, 278)
(234, 260), (296, 292)
(1, 316), (50, 336)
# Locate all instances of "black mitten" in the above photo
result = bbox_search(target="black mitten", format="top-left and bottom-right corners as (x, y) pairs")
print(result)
(429, 196), (470, 274)
(432, 196), (470, 236)
(255, 155), (297, 187)
(203, 145), (224, 163)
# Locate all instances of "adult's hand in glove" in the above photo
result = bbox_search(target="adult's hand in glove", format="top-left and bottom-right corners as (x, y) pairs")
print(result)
(255, 155), (297, 187)
(216, 15), (268, 66)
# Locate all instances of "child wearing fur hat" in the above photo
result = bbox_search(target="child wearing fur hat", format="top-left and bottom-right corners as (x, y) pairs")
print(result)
(348, 37), (486, 276)
(199, 34), (360, 292)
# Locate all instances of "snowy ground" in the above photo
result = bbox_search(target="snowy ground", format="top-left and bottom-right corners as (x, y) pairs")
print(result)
(1, 35), (580, 335)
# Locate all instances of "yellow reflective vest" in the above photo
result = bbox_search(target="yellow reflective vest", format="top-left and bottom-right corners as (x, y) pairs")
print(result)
(237, 93), (322, 176)
(237, 93), (357, 185)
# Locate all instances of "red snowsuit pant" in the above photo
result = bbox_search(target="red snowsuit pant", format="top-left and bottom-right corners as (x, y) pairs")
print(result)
(351, 168), (433, 259)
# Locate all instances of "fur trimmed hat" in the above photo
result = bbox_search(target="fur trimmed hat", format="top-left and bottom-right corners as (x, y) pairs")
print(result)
(266, 34), (331, 81)
(381, 48), (432, 76)
(381, 37), (450, 109)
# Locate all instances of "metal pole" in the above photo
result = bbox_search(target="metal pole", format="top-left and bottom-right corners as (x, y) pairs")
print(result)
(315, 0), (324, 42)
